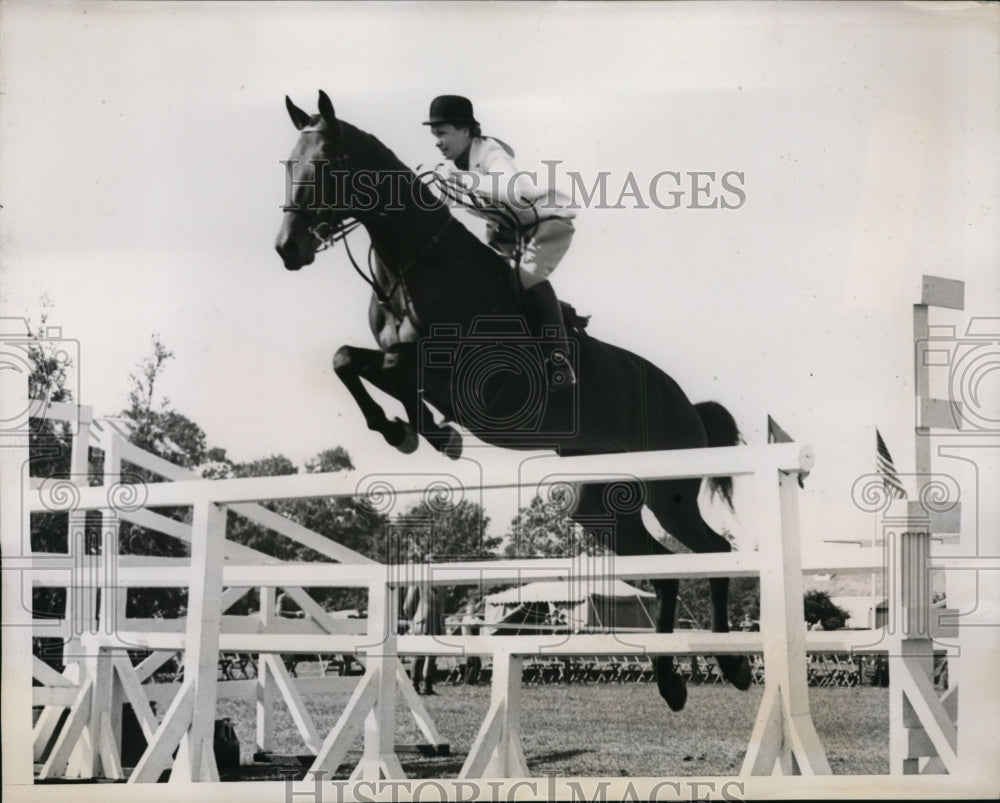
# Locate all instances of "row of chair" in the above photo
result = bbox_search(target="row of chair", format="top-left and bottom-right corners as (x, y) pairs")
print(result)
(139, 650), (865, 687)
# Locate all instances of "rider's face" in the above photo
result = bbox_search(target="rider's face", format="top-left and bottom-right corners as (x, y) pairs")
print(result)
(431, 124), (472, 162)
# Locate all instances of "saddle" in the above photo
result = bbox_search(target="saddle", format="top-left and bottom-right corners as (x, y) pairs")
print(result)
(503, 257), (590, 335)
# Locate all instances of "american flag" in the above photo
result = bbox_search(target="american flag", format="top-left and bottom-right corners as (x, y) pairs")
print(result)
(876, 429), (908, 499)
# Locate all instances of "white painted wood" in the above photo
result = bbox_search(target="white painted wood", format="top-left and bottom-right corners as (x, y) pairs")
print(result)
(459, 649), (529, 779)
(97, 711), (124, 781)
(30, 442), (815, 512)
(32, 655), (77, 687)
(261, 654), (322, 754)
(37, 678), (93, 779)
(32, 664), (81, 762)
(33, 702), (68, 761)
(358, 584), (403, 780)
(64, 721), (95, 780)
(308, 667), (379, 776)
(750, 462), (831, 775)
(220, 586), (253, 612)
(395, 660), (446, 747)
(114, 438), (372, 564)
(70, 404), (93, 477)
(182, 500), (227, 781)
(458, 700), (504, 779)
(229, 501), (376, 565)
(101, 432), (125, 639)
(144, 675), (361, 706)
(32, 542), (890, 592)
(32, 686), (79, 707)
(31, 399), (90, 424)
(281, 586), (362, 634)
(132, 650), (181, 683)
(80, 626), (890, 659)
(921, 275), (965, 309)
(257, 586), (277, 752)
(898, 653), (958, 770)
(918, 397), (963, 431)
(742, 684), (784, 775)
(128, 681), (195, 783)
(112, 656), (159, 743)
(117, 508), (275, 562)
(83, 648), (116, 777)
(118, 614), (366, 635)
(494, 651), (528, 777)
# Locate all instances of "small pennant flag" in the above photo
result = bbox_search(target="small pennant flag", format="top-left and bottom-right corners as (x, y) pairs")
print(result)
(767, 415), (794, 444)
(876, 429), (908, 500)
(767, 415), (805, 488)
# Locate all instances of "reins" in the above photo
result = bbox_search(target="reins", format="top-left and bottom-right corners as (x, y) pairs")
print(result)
(294, 124), (459, 313)
(295, 124), (532, 317)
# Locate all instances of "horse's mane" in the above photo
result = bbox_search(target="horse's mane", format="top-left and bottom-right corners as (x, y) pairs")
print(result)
(311, 114), (415, 178)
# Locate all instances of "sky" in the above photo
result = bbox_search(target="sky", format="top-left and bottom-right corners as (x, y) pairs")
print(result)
(2, 1), (999, 550)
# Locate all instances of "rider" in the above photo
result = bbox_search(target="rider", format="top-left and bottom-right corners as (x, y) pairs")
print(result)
(423, 95), (577, 390)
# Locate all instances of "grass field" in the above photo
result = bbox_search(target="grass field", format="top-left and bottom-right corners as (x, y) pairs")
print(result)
(219, 679), (889, 780)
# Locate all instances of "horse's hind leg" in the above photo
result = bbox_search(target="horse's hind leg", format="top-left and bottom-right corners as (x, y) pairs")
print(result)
(645, 478), (752, 692)
(569, 481), (688, 711)
(651, 577), (687, 711)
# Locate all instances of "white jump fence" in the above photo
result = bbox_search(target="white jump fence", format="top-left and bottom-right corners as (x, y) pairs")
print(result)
(0, 274), (974, 789)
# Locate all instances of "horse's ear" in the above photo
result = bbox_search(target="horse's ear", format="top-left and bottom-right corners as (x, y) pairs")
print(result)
(317, 90), (338, 129)
(285, 96), (311, 130)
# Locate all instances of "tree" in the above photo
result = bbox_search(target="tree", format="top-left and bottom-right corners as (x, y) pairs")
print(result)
(395, 498), (501, 614)
(113, 337), (215, 617)
(503, 493), (605, 558)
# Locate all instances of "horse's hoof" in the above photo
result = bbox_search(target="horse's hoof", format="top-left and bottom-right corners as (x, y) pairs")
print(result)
(654, 656), (687, 712)
(388, 418), (418, 455)
(716, 654), (752, 691)
(441, 426), (463, 461)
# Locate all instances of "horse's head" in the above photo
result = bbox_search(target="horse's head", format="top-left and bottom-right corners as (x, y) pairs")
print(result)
(275, 91), (376, 270)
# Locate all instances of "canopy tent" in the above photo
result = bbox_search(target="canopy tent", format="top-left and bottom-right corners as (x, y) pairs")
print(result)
(483, 579), (656, 634)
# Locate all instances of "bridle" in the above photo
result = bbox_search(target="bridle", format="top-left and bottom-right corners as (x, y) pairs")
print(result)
(290, 126), (453, 313)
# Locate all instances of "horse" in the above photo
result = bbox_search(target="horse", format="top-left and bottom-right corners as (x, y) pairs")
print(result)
(275, 91), (752, 710)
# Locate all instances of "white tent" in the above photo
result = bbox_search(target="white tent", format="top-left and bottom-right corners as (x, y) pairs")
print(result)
(483, 579), (656, 634)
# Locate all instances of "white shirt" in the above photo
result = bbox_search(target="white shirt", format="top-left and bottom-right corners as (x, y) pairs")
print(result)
(445, 136), (575, 226)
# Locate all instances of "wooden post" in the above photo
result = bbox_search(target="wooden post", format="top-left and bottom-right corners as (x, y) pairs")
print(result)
(173, 500), (227, 781)
(100, 431), (126, 763)
(460, 649), (528, 778)
(889, 276), (966, 774)
(355, 579), (403, 780)
(256, 586), (277, 753)
(0, 340), (34, 784)
(742, 457), (830, 775)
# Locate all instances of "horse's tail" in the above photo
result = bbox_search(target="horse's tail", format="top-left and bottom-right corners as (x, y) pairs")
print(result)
(694, 401), (743, 512)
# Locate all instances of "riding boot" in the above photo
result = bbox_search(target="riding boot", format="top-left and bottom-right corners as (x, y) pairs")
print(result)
(523, 280), (577, 393)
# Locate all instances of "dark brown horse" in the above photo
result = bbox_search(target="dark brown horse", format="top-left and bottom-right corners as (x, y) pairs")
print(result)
(275, 91), (751, 710)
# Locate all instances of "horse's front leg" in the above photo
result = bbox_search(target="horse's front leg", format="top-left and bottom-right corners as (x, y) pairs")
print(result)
(332, 345), (418, 453)
(381, 345), (462, 460)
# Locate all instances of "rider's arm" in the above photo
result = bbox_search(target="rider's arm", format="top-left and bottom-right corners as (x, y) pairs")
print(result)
(454, 139), (537, 211)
